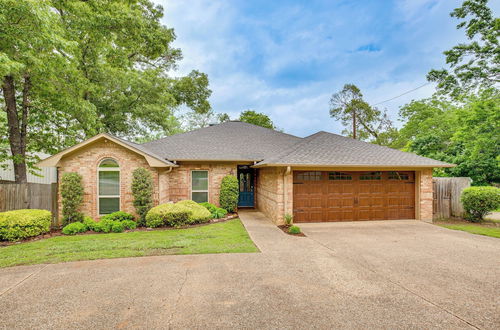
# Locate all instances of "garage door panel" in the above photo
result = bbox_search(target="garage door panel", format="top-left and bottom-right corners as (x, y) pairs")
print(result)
(293, 171), (415, 222)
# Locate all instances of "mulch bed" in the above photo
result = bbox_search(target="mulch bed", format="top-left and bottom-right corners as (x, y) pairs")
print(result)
(278, 225), (306, 237)
(0, 213), (240, 247)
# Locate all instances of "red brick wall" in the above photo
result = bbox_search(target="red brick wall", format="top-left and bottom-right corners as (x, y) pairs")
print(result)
(57, 139), (159, 222)
(418, 169), (434, 222)
(255, 167), (292, 224)
(159, 163), (237, 207)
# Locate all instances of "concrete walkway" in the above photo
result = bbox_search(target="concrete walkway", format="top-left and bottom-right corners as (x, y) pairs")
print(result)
(0, 211), (499, 329)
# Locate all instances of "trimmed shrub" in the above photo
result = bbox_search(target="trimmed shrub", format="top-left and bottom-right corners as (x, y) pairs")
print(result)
(82, 216), (98, 231)
(121, 220), (137, 230)
(62, 222), (88, 235)
(176, 200), (212, 223)
(93, 219), (115, 233)
(288, 225), (301, 234)
(0, 209), (52, 241)
(220, 175), (239, 212)
(111, 222), (125, 233)
(146, 200), (212, 228)
(100, 211), (135, 222)
(461, 186), (500, 222)
(132, 167), (154, 226)
(61, 172), (84, 225)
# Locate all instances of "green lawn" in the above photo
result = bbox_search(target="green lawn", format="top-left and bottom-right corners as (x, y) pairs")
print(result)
(440, 224), (500, 239)
(0, 219), (259, 268)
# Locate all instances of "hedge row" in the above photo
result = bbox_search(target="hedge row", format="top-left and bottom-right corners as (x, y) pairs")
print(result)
(0, 209), (52, 242)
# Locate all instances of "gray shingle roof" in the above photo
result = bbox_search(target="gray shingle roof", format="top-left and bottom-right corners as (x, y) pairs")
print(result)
(254, 131), (454, 167)
(141, 121), (302, 161)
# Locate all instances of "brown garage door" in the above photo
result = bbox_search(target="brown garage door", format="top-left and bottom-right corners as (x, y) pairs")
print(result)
(293, 171), (415, 222)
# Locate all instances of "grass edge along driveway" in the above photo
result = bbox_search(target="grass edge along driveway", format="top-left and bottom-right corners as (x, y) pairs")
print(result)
(439, 224), (500, 239)
(0, 219), (259, 268)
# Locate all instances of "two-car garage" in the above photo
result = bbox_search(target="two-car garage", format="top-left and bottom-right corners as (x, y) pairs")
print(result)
(293, 171), (416, 222)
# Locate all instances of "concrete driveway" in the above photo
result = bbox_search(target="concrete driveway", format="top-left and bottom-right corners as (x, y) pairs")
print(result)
(0, 211), (498, 329)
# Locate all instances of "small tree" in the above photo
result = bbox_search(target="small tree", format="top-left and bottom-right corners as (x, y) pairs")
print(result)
(132, 167), (154, 226)
(61, 172), (84, 225)
(219, 175), (239, 213)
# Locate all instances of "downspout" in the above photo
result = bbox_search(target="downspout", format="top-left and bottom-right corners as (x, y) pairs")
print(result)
(283, 166), (291, 223)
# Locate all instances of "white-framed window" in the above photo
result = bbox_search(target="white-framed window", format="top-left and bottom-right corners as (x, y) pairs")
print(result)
(191, 170), (208, 203)
(98, 158), (120, 215)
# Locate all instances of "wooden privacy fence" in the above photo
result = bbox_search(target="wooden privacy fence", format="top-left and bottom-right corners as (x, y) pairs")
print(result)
(433, 177), (472, 219)
(0, 183), (58, 227)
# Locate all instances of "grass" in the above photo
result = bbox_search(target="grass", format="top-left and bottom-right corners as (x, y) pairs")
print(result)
(0, 219), (259, 268)
(440, 224), (500, 239)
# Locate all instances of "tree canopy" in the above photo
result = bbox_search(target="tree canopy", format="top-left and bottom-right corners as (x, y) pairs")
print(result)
(329, 84), (396, 145)
(427, 0), (499, 96)
(239, 110), (276, 130)
(0, 0), (211, 182)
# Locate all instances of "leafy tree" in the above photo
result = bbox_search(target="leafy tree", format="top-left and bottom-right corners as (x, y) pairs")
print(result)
(397, 91), (499, 185)
(0, 0), (211, 182)
(131, 167), (154, 226)
(329, 84), (396, 145)
(427, 0), (499, 96)
(239, 110), (276, 129)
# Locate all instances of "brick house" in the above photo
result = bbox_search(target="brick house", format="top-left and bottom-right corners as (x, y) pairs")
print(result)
(38, 121), (453, 224)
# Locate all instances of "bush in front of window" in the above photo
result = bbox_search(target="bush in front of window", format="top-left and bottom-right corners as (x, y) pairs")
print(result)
(62, 222), (88, 235)
(145, 200), (212, 228)
(132, 168), (154, 226)
(219, 175), (239, 213)
(200, 202), (228, 219)
(0, 209), (52, 241)
(176, 200), (212, 223)
(461, 186), (500, 222)
(100, 211), (135, 222)
(61, 172), (84, 225)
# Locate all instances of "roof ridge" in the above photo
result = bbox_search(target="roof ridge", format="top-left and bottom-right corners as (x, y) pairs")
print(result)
(142, 121), (300, 146)
(258, 131), (325, 164)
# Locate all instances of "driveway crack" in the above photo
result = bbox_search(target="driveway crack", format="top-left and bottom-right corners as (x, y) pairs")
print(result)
(167, 268), (189, 330)
(0, 264), (50, 298)
(306, 235), (480, 330)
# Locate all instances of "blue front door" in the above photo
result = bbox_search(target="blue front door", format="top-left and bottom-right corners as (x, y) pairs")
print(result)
(238, 168), (254, 207)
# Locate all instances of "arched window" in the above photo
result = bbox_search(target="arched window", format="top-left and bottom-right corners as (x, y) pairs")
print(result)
(98, 158), (120, 215)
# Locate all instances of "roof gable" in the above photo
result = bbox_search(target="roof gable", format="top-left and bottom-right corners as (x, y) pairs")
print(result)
(37, 133), (177, 168)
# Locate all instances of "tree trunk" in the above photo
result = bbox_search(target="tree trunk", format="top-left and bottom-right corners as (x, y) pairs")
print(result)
(2, 75), (27, 183)
(352, 110), (357, 139)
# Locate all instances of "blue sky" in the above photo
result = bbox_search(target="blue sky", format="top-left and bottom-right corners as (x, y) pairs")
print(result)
(156, 0), (499, 137)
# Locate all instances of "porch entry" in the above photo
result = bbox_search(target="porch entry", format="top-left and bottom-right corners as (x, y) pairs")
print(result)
(237, 165), (255, 207)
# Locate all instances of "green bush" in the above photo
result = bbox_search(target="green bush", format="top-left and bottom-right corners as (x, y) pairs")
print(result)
(461, 186), (500, 222)
(200, 202), (217, 214)
(61, 172), (84, 225)
(146, 200), (212, 228)
(132, 167), (154, 226)
(214, 208), (228, 219)
(111, 222), (125, 233)
(176, 200), (212, 223)
(93, 219), (116, 233)
(288, 225), (301, 234)
(284, 214), (293, 225)
(100, 211), (135, 222)
(121, 220), (137, 230)
(62, 222), (88, 235)
(200, 202), (227, 219)
(0, 209), (52, 241)
(220, 175), (239, 212)
(82, 216), (98, 231)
